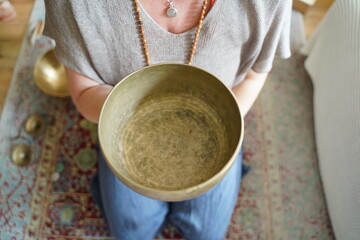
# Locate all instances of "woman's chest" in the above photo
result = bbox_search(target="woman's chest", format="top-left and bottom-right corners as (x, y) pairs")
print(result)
(139, 0), (212, 34)
(76, 0), (254, 86)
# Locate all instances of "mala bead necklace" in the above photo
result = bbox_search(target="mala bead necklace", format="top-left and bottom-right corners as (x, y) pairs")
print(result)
(133, 0), (208, 66)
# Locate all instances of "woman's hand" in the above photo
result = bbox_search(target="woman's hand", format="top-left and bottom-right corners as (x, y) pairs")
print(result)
(65, 67), (113, 123)
(66, 67), (268, 122)
(231, 69), (268, 116)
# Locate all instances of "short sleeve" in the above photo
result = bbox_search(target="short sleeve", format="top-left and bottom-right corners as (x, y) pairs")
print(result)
(43, 1), (104, 84)
(252, 0), (292, 73)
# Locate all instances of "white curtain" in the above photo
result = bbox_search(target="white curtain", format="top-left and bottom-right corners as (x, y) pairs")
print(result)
(301, 0), (360, 239)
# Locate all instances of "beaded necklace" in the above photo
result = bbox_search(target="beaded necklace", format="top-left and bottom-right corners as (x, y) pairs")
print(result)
(133, 0), (208, 66)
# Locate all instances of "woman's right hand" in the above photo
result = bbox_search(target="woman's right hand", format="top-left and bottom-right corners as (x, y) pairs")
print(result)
(65, 67), (113, 123)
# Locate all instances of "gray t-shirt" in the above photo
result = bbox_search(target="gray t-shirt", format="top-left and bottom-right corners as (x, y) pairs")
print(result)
(44, 0), (291, 88)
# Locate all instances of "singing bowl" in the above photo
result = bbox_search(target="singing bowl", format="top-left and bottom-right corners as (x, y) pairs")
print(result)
(99, 64), (243, 201)
(33, 49), (70, 97)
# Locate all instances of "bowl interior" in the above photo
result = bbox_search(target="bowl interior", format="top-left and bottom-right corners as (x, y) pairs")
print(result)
(99, 64), (242, 192)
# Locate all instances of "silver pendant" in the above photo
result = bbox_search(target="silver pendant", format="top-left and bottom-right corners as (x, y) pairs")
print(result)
(166, 6), (177, 18)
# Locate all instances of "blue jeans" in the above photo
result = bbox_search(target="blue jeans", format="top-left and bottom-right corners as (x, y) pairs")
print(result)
(91, 149), (248, 240)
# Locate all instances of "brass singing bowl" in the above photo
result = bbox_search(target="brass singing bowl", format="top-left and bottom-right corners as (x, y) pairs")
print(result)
(11, 145), (33, 167)
(33, 49), (70, 97)
(99, 64), (243, 201)
(24, 114), (46, 135)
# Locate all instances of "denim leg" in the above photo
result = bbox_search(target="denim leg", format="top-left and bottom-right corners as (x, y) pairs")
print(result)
(94, 151), (169, 240)
(169, 152), (243, 240)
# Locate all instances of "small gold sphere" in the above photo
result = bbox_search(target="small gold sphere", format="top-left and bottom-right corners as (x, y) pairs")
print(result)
(11, 145), (33, 167)
(33, 49), (70, 97)
(24, 114), (46, 135)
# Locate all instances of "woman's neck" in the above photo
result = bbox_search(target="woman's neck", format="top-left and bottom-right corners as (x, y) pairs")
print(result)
(139, 0), (211, 34)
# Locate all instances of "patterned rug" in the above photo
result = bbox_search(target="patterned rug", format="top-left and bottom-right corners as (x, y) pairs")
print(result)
(0, 2), (334, 239)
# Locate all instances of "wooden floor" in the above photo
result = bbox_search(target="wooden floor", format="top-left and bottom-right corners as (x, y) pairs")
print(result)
(0, 0), (335, 115)
(303, 0), (335, 36)
(0, 0), (35, 115)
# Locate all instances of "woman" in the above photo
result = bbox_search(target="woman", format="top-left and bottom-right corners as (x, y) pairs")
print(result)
(44, 0), (291, 239)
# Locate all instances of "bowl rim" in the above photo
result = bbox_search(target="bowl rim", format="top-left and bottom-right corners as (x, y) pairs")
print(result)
(98, 63), (244, 201)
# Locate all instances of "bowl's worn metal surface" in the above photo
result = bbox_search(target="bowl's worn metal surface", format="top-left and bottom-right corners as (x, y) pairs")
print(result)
(99, 64), (243, 201)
